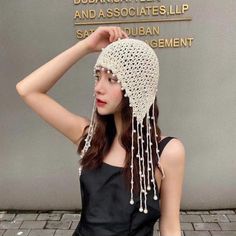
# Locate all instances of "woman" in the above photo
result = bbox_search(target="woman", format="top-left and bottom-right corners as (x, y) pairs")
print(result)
(16, 26), (185, 236)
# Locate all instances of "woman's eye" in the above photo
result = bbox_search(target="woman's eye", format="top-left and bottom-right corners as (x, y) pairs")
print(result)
(108, 78), (118, 83)
(95, 75), (100, 81)
(94, 75), (117, 84)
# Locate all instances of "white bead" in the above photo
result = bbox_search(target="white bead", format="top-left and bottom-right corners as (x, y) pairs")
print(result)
(147, 186), (151, 190)
(144, 209), (148, 214)
(139, 207), (143, 212)
(153, 195), (158, 200)
(130, 199), (134, 204)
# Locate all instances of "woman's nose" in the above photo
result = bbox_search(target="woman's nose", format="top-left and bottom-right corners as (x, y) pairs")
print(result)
(94, 77), (106, 94)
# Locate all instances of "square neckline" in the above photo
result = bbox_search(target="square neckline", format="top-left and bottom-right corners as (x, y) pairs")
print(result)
(102, 136), (169, 169)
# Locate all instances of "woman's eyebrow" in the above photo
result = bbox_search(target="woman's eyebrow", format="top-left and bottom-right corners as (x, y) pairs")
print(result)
(95, 68), (114, 74)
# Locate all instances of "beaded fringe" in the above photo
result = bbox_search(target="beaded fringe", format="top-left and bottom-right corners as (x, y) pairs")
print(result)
(78, 97), (96, 177)
(129, 102), (165, 214)
(78, 99), (165, 214)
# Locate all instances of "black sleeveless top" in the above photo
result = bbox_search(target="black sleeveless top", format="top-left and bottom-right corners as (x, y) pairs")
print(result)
(73, 136), (176, 236)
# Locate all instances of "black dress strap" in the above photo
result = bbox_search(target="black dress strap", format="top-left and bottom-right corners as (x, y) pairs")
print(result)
(158, 136), (176, 157)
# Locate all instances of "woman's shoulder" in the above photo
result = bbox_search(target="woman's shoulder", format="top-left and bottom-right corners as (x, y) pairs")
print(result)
(160, 135), (184, 146)
(159, 135), (186, 167)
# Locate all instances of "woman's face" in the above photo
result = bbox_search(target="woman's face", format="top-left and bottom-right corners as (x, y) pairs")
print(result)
(94, 68), (123, 115)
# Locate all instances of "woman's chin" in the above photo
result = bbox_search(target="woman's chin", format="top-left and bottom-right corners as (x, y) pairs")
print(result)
(96, 109), (112, 116)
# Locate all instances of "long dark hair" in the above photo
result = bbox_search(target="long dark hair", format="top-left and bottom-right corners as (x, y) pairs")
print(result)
(77, 92), (162, 197)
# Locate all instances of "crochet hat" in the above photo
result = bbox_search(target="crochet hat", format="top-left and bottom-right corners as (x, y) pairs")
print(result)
(78, 38), (165, 214)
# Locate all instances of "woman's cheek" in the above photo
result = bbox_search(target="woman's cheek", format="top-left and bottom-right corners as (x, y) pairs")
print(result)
(113, 88), (123, 102)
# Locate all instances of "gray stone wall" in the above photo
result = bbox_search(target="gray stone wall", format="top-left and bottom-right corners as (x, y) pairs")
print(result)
(0, 0), (235, 209)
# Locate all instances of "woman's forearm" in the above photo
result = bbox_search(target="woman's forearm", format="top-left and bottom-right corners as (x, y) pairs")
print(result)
(16, 40), (90, 96)
(159, 227), (182, 236)
(159, 230), (181, 236)
(159, 219), (182, 236)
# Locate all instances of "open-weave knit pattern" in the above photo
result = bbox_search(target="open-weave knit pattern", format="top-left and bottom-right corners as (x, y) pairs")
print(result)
(94, 38), (159, 123)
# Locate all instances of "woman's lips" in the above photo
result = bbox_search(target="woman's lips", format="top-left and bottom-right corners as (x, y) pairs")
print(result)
(96, 98), (106, 103)
(96, 99), (107, 106)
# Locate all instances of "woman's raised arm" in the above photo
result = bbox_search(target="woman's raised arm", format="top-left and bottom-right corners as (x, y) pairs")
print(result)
(16, 40), (91, 146)
(16, 26), (128, 147)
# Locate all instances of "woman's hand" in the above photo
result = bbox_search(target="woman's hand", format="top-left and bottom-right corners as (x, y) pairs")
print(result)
(81, 26), (129, 53)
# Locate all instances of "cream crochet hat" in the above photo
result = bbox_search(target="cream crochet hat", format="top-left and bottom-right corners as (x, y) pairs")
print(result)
(78, 38), (165, 214)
